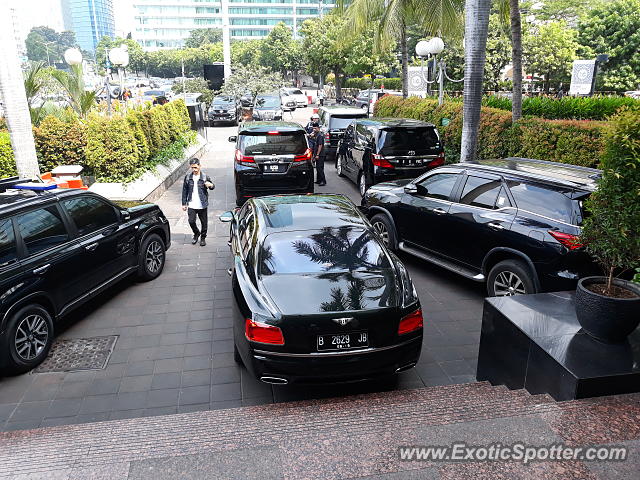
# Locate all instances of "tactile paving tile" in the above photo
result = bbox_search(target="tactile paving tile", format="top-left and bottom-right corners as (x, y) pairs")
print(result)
(33, 336), (118, 373)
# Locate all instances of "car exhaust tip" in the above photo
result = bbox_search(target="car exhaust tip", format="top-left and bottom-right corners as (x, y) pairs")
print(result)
(395, 362), (416, 373)
(260, 376), (289, 385)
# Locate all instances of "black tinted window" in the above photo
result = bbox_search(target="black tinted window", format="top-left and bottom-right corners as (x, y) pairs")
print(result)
(378, 127), (439, 154)
(417, 173), (458, 200)
(63, 196), (119, 236)
(460, 176), (502, 209)
(240, 133), (307, 155)
(0, 219), (17, 267)
(329, 115), (366, 130)
(508, 182), (577, 223)
(17, 206), (68, 255)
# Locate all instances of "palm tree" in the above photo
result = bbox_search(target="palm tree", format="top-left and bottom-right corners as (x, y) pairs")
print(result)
(498, 0), (523, 121)
(338, 0), (464, 98)
(460, 0), (492, 162)
(50, 64), (97, 120)
(23, 62), (48, 126)
(0, 3), (40, 178)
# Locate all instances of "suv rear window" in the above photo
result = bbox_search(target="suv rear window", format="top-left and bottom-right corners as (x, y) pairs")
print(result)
(240, 132), (307, 155)
(508, 182), (581, 224)
(329, 115), (366, 130)
(377, 127), (439, 154)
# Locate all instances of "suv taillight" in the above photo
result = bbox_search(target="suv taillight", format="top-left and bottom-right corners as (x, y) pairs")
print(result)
(324, 132), (330, 141)
(430, 152), (445, 167)
(294, 148), (312, 162)
(398, 309), (423, 335)
(235, 149), (255, 165)
(245, 318), (285, 345)
(548, 230), (583, 250)
(372, 153), (394, 168)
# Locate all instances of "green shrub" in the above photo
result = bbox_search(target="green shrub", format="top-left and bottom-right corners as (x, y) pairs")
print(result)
(482, 95), (639, 120)
(33, 115), (87, 173)
(580, 106), (640, 292)
(126, 111), (151, 163)
(345, 77), (402, 91)
(0, 132), (17, 178)
(85, 114), (143, 183)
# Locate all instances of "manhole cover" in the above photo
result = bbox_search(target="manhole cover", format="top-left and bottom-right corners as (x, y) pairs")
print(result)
(33, 336), (118, 373)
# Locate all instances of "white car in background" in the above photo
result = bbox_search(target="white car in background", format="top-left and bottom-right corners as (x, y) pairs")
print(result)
(281, 88), (308, 107)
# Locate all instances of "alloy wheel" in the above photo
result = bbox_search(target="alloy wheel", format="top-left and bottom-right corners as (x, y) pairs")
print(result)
(359, 174), (367, 197)
(145, 240), (164, 273)
(336, 157), (343, 175)
(14, 314), (49, 361)
(372, 221), (390, 247)
(493, 271), (527, 296)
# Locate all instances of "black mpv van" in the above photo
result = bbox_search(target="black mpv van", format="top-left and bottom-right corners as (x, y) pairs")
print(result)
(338, 118), (445, 197)
(316, 106), (368, 162)
(0, 179), (170, 374)
(229, 122), (314, 206)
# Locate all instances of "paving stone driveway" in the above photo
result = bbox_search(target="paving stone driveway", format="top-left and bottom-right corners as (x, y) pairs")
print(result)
(0, 108), (485, 432)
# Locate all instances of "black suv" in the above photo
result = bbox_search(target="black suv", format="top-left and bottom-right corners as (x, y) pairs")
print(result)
(362, 158), (600, 296)
(338, 118), (445, 197)
(0, 179), (170, 374)
(229, 122), (313, 206)
(316, 106), (368, 162)
(208, 95), (241, 126)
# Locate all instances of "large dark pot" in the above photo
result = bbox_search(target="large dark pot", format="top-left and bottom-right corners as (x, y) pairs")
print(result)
(575, 276), (640, 343)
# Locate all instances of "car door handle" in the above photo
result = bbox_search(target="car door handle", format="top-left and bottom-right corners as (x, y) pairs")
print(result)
(33, 264), (50, 275)
(85, 242), (99, 251)
(433, 208), (447, 215)
(488, 222), (504, 230)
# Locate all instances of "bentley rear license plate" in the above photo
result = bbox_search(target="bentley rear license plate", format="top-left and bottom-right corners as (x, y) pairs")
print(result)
(317, 331), (368, 351)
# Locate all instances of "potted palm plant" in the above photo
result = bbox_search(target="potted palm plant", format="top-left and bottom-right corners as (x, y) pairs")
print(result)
(576, 107), (640, 343)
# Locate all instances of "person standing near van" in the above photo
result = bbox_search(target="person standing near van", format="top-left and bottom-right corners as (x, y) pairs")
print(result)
(312, 124), (326, 186)
(181, 158), (215, 246)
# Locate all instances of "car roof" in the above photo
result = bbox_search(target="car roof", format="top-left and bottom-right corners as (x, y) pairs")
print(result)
(251, 194), (367, 233)
(0, 187), (102, 215)
(238, 121), (305, 134)
(319, 106), (368, 115)
(355, 118), (436, 128)
(460, 157), (601, 191)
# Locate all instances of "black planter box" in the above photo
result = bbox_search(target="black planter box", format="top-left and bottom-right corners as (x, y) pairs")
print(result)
(476, 292), (640, 401)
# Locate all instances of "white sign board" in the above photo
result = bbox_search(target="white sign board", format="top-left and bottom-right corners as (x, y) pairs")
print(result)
(408, 66), (429, 97)
(569, 60), (597, 95)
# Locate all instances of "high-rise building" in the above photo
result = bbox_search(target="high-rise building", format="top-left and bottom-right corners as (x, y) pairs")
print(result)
(62, 0), (115, 52)
(132, 0), (334, 50)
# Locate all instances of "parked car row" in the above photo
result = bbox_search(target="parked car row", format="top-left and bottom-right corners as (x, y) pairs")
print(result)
(210, 89), (307, 126)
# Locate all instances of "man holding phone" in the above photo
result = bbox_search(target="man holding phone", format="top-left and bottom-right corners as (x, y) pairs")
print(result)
(181, 158), (215, 246)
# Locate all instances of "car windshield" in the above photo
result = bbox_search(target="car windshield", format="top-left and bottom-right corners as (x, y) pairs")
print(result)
(291, 89), (303, 95)
(240, 132), (307, 155)
(213, 97), (233, 105)
(144, 91), (164, 96)
(256, 97), (281, 109)
(259, 228), (391, 275)
(329, 115), (367, 130)
(377, 127), (440, 154)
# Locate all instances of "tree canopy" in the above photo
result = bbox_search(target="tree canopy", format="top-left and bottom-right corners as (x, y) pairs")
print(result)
(25, 26), (78, 64)
(184, 28), (223, 48)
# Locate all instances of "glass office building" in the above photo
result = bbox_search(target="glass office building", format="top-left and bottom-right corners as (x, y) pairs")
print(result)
(62, 0), (115, 52)
(133, 0), (334, 50)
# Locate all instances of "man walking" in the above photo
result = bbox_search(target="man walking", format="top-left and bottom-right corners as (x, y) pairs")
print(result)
(182, 158), (215, 246)
(312, 124), (326, 186)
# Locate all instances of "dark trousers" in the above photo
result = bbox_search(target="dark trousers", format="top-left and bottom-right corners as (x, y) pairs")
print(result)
(187, 208), (208, 238)
(316, 155), (326, 184)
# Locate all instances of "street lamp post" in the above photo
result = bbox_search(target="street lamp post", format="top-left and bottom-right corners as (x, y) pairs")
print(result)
(416, 38), (463, 105)
(109, 46), (130, 107)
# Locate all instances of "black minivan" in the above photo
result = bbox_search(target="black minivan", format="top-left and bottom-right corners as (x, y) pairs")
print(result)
(317, 106), (368, 162)
(338, 118), (445, 197)
(229, 122), (314, 205)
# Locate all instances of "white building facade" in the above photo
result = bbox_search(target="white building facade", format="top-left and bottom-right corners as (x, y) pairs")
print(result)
(132, 0), (334, 50)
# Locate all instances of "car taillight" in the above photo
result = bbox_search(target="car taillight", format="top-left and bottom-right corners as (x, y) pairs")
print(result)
(294, 148), (312, 162)
(235, 149), (255, 165)
(548, 231), (583, 250)
(324, 132), (330, 141)
(245, 318), (285, 345)
(398, 309), (423, 335)
(372, 153), (394, 168)
(430, 152), (445, 167)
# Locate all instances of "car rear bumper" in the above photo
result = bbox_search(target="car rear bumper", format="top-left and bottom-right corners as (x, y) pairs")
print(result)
(235, 164), (313, 194)
(244, 335), (422, 384)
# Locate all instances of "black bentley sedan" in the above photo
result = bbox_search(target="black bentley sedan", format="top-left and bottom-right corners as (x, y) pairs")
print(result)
(220, 194), (423, 385)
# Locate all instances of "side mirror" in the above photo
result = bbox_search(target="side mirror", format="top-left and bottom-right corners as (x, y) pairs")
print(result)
(120, 210), (131, 222)
(228, 136), (237, 143)
(219, 211), (234, 223)
(404, 184), (418, 195)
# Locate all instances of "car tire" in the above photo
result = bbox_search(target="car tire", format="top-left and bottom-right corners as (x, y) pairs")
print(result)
(234, 343), (244, 366)
(487, 259), (535, 297)
(336, 155), (345, 177)
(137, 233), (166, 281)
(370, 213), (397, 250)
(1, 304), (54, 375)
(358, 172), (369, 197)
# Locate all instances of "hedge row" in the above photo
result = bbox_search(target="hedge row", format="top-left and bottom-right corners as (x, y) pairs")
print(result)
(344, 77), (403, 91)
(0, 132), (17, 178)
(374, 96), (607, 168)
(482, 95), (639, 120)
